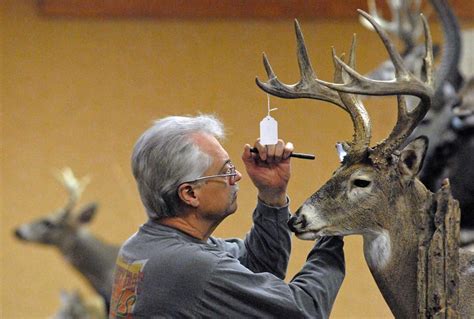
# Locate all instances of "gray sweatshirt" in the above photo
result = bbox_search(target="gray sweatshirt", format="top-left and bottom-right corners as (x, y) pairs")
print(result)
(109, 200), (345, 318)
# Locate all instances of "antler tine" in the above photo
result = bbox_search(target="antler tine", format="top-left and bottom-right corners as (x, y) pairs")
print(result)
(317, 10), (431, 99)
(361, 9), (409, 79)
(317, 10), (434, 159)
(54, 167), (91, 211)
(363, 0), (394, 33)
(392, 0), (424, 50)
(362, 0), (423, 51)
(347, 33), (357, 69)
(420, 14), (434, 88)
(256, 20), (344, 108)
(333, 35), (372, 159)
(294, 19), (317, 83)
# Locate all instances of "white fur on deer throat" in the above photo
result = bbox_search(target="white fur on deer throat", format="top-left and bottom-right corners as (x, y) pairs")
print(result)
(364, 230), (391, 270)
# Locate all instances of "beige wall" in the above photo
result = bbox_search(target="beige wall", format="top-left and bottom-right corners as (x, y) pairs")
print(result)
(2, 1), (472, 318)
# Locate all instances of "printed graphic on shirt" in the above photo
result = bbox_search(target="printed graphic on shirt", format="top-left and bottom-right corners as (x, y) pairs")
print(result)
(109, 256), (148, 319)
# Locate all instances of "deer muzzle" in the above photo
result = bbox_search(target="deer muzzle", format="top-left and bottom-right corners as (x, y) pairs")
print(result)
(14, 228), (27, 240)
(288, 204), (330, 240)
(288, 213), (307, 233)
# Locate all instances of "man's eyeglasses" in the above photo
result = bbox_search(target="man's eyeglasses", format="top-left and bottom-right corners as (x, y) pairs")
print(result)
(180, 163), (237, 186)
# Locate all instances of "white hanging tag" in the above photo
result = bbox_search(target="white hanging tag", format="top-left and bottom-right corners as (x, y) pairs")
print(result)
(260, 95), (278, 145)
(336, 143), (347, 162)
(260, 116), (278, 145)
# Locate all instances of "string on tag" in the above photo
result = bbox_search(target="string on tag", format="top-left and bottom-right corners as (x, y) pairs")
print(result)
(267, 94), (278, 116)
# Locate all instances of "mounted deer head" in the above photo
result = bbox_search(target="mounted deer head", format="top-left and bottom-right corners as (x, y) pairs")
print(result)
(14, 168), (119, 309)
(391, 0), (474, 231)
(256, 9), (473, 317)
(14, 167), (97, 244)
(416, 76), (474, 232)
(358, 0), (474, 243)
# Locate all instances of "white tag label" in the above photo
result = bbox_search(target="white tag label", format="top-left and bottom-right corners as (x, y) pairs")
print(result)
(260, 115), (278, 145)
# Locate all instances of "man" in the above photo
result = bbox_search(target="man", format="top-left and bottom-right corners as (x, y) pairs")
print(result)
(109, 115), (345, 318)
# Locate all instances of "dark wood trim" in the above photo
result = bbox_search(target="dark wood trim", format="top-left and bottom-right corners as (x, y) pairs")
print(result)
(37, 0), (474, 20)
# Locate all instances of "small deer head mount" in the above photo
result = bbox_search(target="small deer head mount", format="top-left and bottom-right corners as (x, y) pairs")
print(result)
(14, 167), (98, 245)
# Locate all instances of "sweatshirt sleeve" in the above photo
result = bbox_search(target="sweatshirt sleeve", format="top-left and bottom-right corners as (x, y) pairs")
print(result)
(209, 198), (292, 279)
(195, 236), (345, 319)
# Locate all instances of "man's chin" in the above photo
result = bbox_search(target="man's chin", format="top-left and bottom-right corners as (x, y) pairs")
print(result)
(225, 200), (238, 216)
(228, 193), (238, 211)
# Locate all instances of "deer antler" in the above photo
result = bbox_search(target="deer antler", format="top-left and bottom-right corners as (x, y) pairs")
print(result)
(365, 0), (461, 112)
(331, 37), (372, 159)
(362, 0), (424, 51)
(256, 10), (434, 163)
(256, 20), (344, 108)
(256, 20), (371, 161)
(54, 167), (91, 213)
(317, 10), (434, 160)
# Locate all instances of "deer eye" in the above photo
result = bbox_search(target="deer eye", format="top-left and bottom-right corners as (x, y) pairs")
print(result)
(41, 220), (55, 228)
(420, 118), (431, 125)
(353, 179), (371, 188)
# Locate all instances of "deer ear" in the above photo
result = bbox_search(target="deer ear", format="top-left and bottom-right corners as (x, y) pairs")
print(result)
(76, 203), (98, 224)
(398, 136), (429, 182)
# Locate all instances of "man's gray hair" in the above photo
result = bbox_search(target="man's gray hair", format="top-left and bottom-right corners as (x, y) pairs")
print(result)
(131, 115), (225, 220)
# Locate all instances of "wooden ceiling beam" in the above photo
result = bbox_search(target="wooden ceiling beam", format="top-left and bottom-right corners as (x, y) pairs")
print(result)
(38, 0), (474, 20)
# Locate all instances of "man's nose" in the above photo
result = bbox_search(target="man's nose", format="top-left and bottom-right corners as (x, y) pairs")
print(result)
(234, 170), (243, 183)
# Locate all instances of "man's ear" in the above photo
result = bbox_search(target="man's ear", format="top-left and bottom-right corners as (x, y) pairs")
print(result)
(398, 136), (429, 183)
(177, 184), (200, 208)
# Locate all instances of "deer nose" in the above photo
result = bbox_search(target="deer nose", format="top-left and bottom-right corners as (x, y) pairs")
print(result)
(288, 213), (307, 232)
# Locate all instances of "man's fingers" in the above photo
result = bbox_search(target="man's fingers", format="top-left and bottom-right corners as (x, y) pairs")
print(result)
(266, 144), (276, 163)
(273, 140), (285, 162)
(254, 139), (267, 161)
(242, 144), (252, 161)
(282, 142), (294, 160)
(248, 139), (296, 163)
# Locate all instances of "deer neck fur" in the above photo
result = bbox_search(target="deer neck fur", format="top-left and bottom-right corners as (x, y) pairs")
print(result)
(57, 229), (119, 297)
(362, 179), (432, 318)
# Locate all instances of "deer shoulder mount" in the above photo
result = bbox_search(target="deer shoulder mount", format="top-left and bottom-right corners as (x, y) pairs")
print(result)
(14, 168), (120, 306)
(256, 10), (474, 318)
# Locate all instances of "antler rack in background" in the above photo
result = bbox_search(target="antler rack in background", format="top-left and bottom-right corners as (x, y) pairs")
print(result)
(54, 167), (91, 214)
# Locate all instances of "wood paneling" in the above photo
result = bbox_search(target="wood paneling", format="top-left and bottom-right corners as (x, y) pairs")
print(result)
(38, 0), (474, 20)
